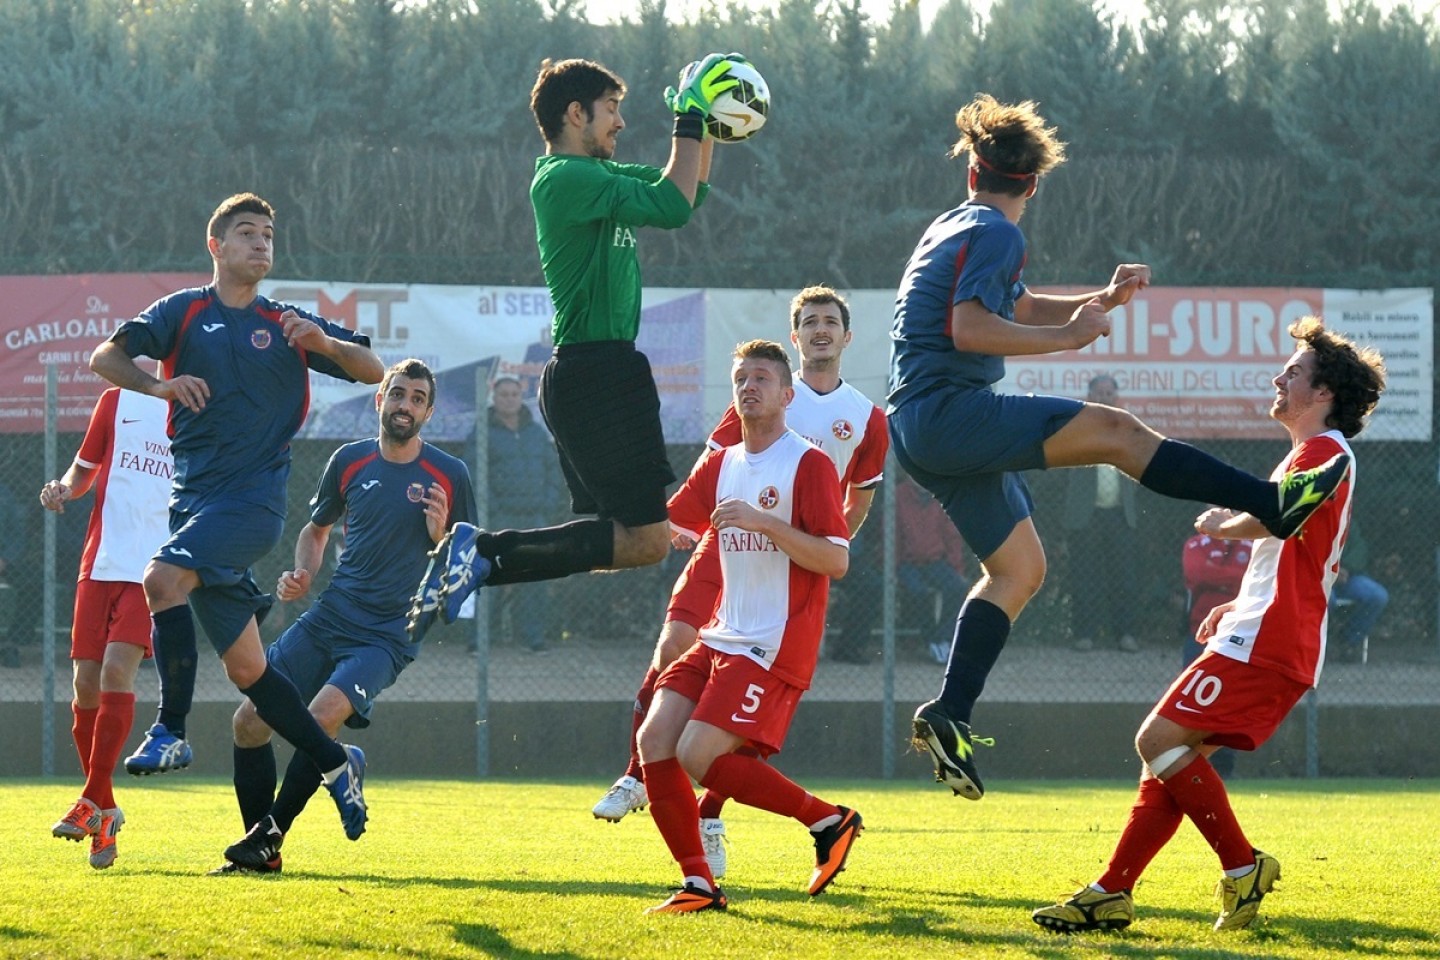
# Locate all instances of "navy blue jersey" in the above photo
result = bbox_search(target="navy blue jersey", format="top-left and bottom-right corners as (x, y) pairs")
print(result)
(888, 202), (1028, 406)
(308, 439), (476, 655)
(112, 286), (371, 516)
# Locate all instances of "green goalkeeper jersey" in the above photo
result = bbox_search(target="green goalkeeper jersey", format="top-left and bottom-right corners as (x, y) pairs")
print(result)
(531, 155), (709, 345)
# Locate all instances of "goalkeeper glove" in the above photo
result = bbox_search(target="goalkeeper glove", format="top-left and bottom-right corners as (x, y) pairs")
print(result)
(663, 52), (740, 117)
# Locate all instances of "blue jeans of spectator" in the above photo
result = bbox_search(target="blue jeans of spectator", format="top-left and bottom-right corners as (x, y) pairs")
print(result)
(1332, 573), (1388, 650)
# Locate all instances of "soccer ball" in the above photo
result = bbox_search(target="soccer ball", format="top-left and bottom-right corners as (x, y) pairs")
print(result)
(706, 60), (770, 143)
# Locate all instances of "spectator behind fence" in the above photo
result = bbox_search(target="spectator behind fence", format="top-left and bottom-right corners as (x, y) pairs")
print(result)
(1329, 519), (1387, 664)
(486, 376), (566, 653)
(1062, 376), (1141, 653)
(0, 479), (24, 668)
(896, 474), (973, 664)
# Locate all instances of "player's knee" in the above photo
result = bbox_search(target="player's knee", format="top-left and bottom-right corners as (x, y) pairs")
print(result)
(97, 658), (135, 693)
(142, 561), (188, 610)
(232, 700), (271, 747)
(675, 740), (720, 783)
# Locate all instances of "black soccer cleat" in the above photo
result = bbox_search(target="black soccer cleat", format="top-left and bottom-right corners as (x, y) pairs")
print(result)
(1264, 453), (1350, 539)
(911, 699), (991, 800)
(223, 815), (285, 871)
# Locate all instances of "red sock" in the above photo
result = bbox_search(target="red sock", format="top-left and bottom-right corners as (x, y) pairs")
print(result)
(700, 752), (838, 827)
(1161, 754), (1253, 870)
(697, 745), (757, 818)
(641, 758), (712, 886)
(82, 692), (135, 810)
(1097, 775), (1183, 891)
(625, 668), (660, 781)
(72, 703), (99, 780)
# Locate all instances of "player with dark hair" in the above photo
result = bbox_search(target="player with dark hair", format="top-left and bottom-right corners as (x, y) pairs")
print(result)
(1033, 317), (1385, 933)
(638, 339), (861, 914)
(408, 54), (743, 634)
(592, 286), (887, 881)
(888, 95), (1352, 801)
(43, 387), (171, 869)
(89, 191), (384, 841)
(213, 359), (475, 874)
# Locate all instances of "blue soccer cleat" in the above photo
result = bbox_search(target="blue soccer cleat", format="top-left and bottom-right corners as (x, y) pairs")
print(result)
(436, 522), (492, 625)
(405, 538), (450, 642)
(327, 744), (368, 841)
(124, 723), (193, 776)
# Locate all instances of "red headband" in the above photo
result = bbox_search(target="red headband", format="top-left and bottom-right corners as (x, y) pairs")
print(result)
(972, 152), (1036, 181)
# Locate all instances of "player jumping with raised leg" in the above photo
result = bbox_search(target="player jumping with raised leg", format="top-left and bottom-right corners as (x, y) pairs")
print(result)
(888, 95), (1350, 801)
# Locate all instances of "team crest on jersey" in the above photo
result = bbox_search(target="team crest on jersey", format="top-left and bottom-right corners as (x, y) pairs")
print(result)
(250, 329), (272, 350)
(406, 482), (426, 503)
(832, 419), (853, 441)
(757, 485), (779, 509)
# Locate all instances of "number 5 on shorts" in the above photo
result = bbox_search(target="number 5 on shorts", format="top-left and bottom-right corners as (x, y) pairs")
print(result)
(730, 682), (765, 724)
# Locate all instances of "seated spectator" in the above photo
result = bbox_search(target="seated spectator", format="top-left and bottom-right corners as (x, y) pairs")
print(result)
(1330, 520), (1387, 664)
(896, 474), (972, 664)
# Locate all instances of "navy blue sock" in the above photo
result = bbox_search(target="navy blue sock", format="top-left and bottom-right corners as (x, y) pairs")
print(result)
(270, 749), (324, 833)
(240, 668), (346, 774)
(150, 605), (197, 739)
(1139, 439), (1276, 522)
(482, 519), (615, 585)
(233, 742), (277, 831)
(938, 598), (1012, 724)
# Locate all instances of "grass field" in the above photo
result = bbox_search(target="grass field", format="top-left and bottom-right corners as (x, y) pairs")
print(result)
(2, 776), (1436, 959)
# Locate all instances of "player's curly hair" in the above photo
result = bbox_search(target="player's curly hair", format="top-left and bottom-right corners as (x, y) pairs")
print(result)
(790, 285), (851, 332)
(1290, 316), (1386, 438)
(208, 193), (274, 240)
(952, 94), (1067, 196)
(734, 339), (793, 387)
(530, 58), (626, 143)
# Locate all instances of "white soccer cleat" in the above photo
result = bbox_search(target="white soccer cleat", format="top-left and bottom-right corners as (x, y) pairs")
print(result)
(700, 817), (728, 879)
(591, 775), (647, 822)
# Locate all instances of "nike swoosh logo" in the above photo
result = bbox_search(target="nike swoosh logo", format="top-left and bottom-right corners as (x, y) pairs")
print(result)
(168, 546), (193, 557)
(713, 109), (754, 128)
(1173, 702), (1203, 714)
(729, 714), (757, 724)
(122, 418), (140, 424)
(202, 323), (224, 332)
(360, 480), (380, 490)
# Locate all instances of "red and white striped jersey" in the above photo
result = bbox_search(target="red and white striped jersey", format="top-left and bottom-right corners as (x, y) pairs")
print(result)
(1206, 430), (1354, 687)
(668, 430), (849, 689)
(74, 388), (173, 583)
(709, 379), (888, 489)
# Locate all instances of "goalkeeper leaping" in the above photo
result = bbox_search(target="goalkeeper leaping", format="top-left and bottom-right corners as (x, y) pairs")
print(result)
(408, 54), (747, 634)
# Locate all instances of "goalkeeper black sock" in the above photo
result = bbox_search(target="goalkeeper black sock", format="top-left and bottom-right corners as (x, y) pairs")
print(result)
(481, 518), (615, 585)
(150, 604), (197, 739)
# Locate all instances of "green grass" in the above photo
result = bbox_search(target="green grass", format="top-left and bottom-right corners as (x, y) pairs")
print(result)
(1, 777), (1437, 959)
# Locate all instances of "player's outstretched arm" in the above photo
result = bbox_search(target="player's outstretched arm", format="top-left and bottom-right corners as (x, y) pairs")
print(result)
(277, 520), (332, 602)
(280, 310), (384, 384)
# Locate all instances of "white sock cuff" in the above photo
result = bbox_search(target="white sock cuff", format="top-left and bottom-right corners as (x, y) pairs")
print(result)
(1147, 746), (1192, 779)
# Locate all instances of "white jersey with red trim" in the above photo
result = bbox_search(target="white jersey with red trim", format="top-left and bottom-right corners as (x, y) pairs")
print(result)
(709, 379), (888, 489)
(1206, 430), (1354, 687)
(74, 388), (173, 582)
(668, 430), (849, 689)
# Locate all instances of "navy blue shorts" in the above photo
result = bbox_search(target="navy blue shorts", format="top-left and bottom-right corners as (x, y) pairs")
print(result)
(266, 611), (406, 729)
(539, 341), (676, 528)
(157, 501), (283, 655)
(888, 387), (1082, 561)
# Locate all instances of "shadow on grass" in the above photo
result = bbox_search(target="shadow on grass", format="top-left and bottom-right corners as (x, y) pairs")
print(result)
(451, 923), (590, 959)
(0, 926), (43, 941)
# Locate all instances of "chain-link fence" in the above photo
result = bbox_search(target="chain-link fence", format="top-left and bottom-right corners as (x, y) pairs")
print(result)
(2, 363), (1435, 780)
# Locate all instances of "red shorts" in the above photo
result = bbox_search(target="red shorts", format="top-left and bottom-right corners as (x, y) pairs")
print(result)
(1154, 650), (1309, 751)
(665, 537), (722, 630)
(71, 579), (153, 661)
(656, 642), (803, 757)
